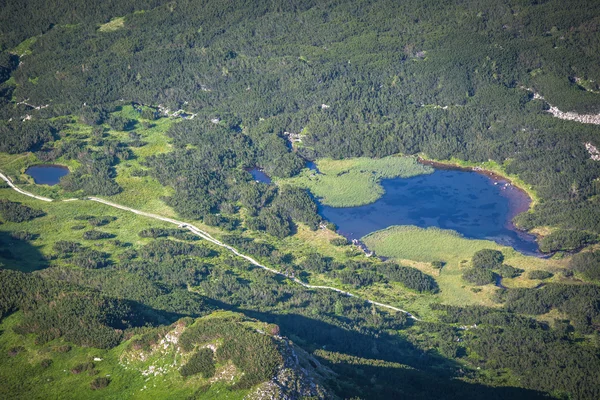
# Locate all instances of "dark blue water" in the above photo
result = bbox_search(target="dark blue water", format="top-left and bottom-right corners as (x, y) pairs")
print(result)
(249, 168), (272, 184)
(320, 169), (539, 255)
(25, 165), (69, 185)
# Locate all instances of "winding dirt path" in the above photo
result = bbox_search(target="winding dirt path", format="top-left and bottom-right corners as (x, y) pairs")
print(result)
(0, 172), (52, 202)
(0, 172), (419, 320)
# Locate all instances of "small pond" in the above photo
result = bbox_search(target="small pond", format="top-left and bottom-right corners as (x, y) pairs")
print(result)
(249, 168), (272, 184)
(25, 165), (69, 186)
(320, 169), (539, 255)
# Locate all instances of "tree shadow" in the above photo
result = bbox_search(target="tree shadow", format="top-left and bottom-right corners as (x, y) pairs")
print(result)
(205, 298), (549, 400)
(0, 231), (47, 272)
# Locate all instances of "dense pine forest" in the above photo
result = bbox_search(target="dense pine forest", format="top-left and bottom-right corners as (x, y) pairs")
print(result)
(1, 0), (600, 399)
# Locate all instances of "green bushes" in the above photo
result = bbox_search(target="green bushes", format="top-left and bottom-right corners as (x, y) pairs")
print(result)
(539, 230), (597, 252)
(246, 185), (322, 237)
(58, 150), (122, 196)
(83, 230), (114, 240)
(528, 270), (553, 280)
(569, 251), (600, 280)
(335, 269), (381, 288)
(53, 240), (110, 269)
(10, 231), (38, 241)
(497, 264), (523, 279)
(71, 249), (110, 269)
(180, 348), (216, 378)
(90, 377), (110, 390)
(137, 239), (215, 260)
(14, 293), (132, 348)
(301, 253), (331, 273)
(503, 284), (600, 333)
(138, 228), (199, 241)
(223, 236), (274, 258)
(71, 362), (95, 374)
(464, 249), (528, 284)
(462, 268), (496, 286)
(377, 264), (439, 293)
(87, 216), (116, 227)
(107, 115), (136, 131)
(179, 318), (282, 388)
(53, 240), (82, 254)
(471, 249), (504, 269)
(0, 120), (56, 154)
(330, 238), (348, 246)
(0, 200), (45, 222)
(431, 261), (445, 270)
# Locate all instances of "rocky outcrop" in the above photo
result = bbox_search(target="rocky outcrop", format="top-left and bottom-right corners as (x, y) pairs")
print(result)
(247, 338), (335, 400)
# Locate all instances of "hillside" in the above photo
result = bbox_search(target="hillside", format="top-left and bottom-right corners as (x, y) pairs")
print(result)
(0, 307), (331, 399)
(1, 1), (600, 399)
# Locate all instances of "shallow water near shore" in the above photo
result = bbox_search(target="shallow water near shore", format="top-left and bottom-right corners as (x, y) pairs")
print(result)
(320, 169), (539, 255)
(25, 165), (69, 185)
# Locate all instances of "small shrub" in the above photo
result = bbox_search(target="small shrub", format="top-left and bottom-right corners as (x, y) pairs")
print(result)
(54, 345), (72, 353)
(528, 270), (553, 280)
(431, 261), (445, 269)
(40, 358), (53, 368)
(268, 324), (280, 336)
(0, 200), (45, 222)
(54, 240), (82, 254)
(497, 264), (523, 278)
(90, 377), (110, 390)
(83, 230), (114, 240)
(180, 348), (216, 378)
(463, 268), (496, 285)
(472, 249), (504, 269)
(8, 346), (25, 357)
(559, 268), (574, 278)
(88, 216), (115, 227)
(71, 362), (95, 374)
(330, 238), (348, 246)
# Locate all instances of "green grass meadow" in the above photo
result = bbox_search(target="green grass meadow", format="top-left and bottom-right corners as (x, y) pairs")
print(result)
(362, 225), (568, 311)
(0, 312), (250, 400)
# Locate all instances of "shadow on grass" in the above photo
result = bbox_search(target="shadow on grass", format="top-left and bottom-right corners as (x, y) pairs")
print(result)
(0, 231), (47, 272)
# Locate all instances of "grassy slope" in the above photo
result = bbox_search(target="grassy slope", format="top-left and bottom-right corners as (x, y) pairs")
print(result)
(106, 106), (177, 214)
(0, 188), (175, 272)
(278, 156), (433, 207)
(0, 312), (252, 400)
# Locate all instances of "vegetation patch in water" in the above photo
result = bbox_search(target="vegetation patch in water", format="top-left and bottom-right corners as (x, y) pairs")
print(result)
(279, 156), (432, 207)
